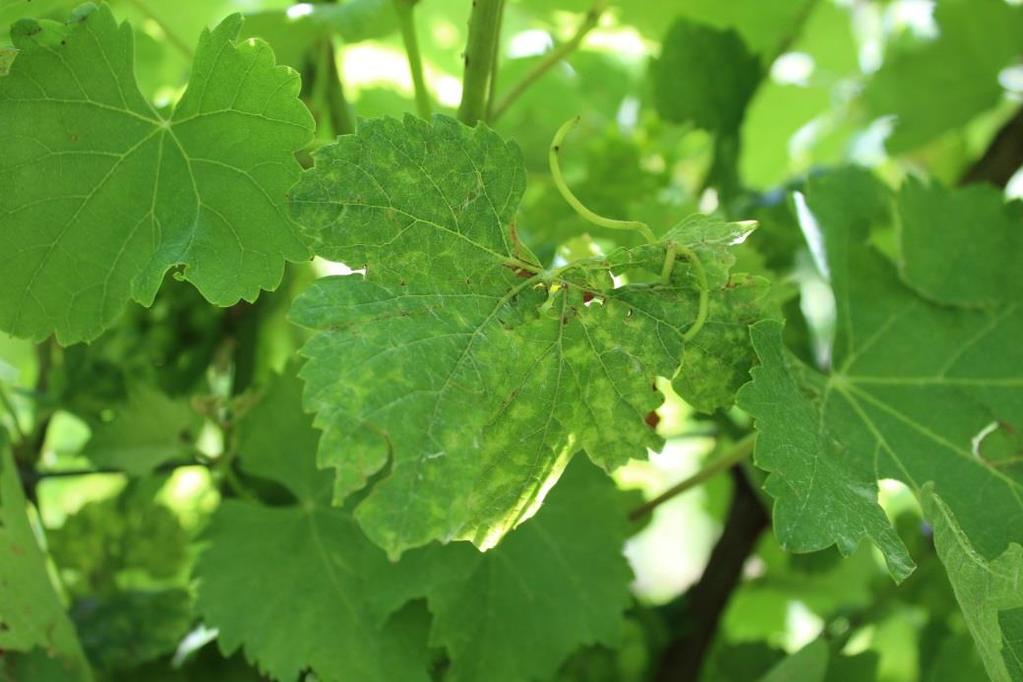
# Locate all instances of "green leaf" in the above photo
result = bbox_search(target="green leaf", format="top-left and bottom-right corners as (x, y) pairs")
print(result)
(897, 178), (1023, 307)
(757, 640), (878, 682)
(738, 319), (915, 580)
(924, 489), (1023, 682)
(72, 589), (192, 673)
(738, 0), (859, 188)
(864, 0), (1023, 152)
(376, 457), (635, 682)
(49, 489), (189, 594)
(652, 18), (761, 135)
(0, 446), (91, 680)
(198, 368), (635, 682)
(674, 271), (773, 413)
(0, 46), (15, 75)
(81, 384), (199, 475)
(0, 4), (313, 344)
(196, 371), (428, 682)
(241, 0), (398, 69)
(289, 115), (760, 556)
(626, 0), (811, 55)
(758, 640), (828, 682)
(196, 498), (434, 682)
(739, 168), (1023, 582)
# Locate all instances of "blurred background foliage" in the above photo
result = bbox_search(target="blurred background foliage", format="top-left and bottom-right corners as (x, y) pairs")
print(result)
(0, 0), (1020, 679)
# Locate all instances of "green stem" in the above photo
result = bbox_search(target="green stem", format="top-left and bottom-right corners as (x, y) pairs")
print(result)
(549, 116), (657, 243)
(221, 460), (259, 502)
(489, 0), (607, 122)
(321, 40), (356, 136)
(660, 244), (678, 286)
(484, 0), (506, 120)
(677, 246), (709, 341)
(122, 0), (194, 60)
(457, 0), (504, 125)
(630, 433), (756, 521)
(394, 0), (432, 118)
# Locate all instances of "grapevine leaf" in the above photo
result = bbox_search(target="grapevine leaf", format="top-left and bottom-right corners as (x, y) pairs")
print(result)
(758, 640), (828, 682)
(80, 384), (199, 475)
(626, 0), (811, 55)
(242, 0), (398, 69)
(0, 4), (313, 344)
(194, 372), (432, 682)
(863, 0), (1023, 152)
(674, 272), (773, 412)
(374, 458), (635, 682)
(897, 178), (1023, 307)
(198, 369), (636, 682)
(739, 167), (1023, 581)
(289, 115), (760, 556)
(652, 18), (761, 135)
(0, 445), (92, 680)
(48, 491), (189, 591)
(757, 639), (877, 682)
(924, 489), (1023, 682)
(71, 589), (192, 673)
(0, 46), (15, 75)
(738, 320), (914, 580)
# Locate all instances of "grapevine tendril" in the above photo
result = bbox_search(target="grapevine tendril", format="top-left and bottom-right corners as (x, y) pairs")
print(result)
(548, 116), (657, 244)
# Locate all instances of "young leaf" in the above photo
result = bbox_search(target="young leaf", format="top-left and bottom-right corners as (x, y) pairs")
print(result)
(739, 167), (1023, 581)
(0, 4), (313, 344)
(924, 489), (1023, 682)
(0, 445), (92, 680)
(289, 115), (761, 556)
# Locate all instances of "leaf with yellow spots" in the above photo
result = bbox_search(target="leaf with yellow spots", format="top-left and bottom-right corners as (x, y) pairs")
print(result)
(289, 114), (766, 557)
(196, 368), (635, 682)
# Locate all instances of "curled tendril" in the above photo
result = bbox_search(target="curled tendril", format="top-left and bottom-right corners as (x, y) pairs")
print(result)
(548, 116), (709, 341)
(548, 116), (657, 244)
(677, 246), (709, 341)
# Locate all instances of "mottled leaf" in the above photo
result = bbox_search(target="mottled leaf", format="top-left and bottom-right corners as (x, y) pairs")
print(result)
(197, 369), (637, 682)
(289, 115), (761, 557)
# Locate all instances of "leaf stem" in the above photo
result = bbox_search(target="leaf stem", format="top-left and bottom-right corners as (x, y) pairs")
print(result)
(629, 433), (756, 521)
(394, 0), (432, 118)
(549, 116), (657, 243)
(0, 383), (26, 443)
(489, 0), (607, 122)
(484, 0), (506, 120)
(458, 0), (504, 125)
(321, 41), (356, 136)
(122, 0), (194, 60)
